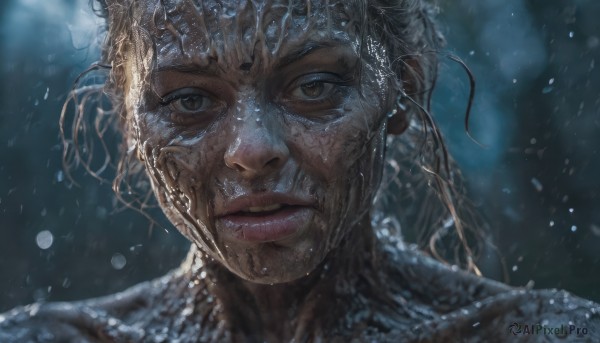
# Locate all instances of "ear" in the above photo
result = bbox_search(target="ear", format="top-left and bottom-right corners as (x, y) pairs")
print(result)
(387, 57), (426, 135)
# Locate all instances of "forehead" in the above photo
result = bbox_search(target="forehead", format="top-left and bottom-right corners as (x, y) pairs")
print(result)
(134, 0), (363, 71)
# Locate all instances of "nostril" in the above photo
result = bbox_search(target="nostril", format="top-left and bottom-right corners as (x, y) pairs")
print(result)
(223, 129), (290, 176)
(265, 157), (280, 168)
(239, 62), (253, 71)
(226, 161), (245, 173)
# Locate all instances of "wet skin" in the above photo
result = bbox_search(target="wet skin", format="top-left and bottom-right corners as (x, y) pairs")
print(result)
(130, 0), (395, 284)
(122, 0), (402, 339)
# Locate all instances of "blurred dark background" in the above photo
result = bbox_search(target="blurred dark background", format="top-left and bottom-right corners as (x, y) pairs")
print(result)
(1, 0), (599, 312)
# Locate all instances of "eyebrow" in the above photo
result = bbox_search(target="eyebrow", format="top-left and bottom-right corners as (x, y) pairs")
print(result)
(274, 40), (338, 70)
(155, 61), (221, 76)
(154, 40), (345, 75)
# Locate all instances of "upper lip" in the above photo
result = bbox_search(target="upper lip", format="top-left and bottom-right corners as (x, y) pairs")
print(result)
(215, 192), (315, 217)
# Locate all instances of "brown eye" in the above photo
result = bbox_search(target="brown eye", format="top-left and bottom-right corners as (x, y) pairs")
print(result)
(300, 82), (324, 98)
(160, 88), (225, 127)
(291, 81), (334, 100)
(171, 94), (211, 113)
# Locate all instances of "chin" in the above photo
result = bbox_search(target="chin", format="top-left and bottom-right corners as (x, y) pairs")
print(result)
(218, 243), (325, 285)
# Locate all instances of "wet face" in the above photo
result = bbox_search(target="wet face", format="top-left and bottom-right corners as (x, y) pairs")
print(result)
(125, 0), (396, 283)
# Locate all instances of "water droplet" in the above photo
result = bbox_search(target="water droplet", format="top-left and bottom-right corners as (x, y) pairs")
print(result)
(591, 224), (600, 237)
(110, 253), (127, 270)
(542, 86), (554, 94)
(569, 208), (574, 214)
(469, 50), (475, 56)
(549, 299), (555, 305)
(43, 87), (49, 100)
(129, 244), (142, 252)
(530, 138), (537, 144)
(199, 271), (207, 279)
(36, 230), (54, 250)
(512, 265), (518, 272)
(549, 220), (555, 227)
(548, 78), (555, 85)
(568, 31), (574, 38)
(182, 306), (193, 316)
(55, 170), (64, 183)
(531, 178), (543, 192)
(571, 225), (577, 233)
(512, 78), (517, 84)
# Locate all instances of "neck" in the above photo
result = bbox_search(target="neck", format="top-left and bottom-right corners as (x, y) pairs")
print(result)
(181, 216), (383, 341)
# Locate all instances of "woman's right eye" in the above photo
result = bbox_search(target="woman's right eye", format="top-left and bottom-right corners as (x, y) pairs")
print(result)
(171, 94), (211, 113)
(160, 88), (224, 126)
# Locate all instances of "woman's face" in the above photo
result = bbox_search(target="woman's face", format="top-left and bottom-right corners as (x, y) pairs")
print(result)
(125, 0), (396, 283)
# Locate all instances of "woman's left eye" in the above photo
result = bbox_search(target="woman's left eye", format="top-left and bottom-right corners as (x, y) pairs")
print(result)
(281, 73), (351, 119)
(291, 81), (334, 100)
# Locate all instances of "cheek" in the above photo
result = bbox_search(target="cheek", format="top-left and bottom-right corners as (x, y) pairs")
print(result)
(136, 117), (225, 257)
(288, 111), (384, 184)
(286, 109), (387, 238)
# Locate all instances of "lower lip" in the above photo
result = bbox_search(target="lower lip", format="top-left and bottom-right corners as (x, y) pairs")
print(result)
(217, 206), (313, 243)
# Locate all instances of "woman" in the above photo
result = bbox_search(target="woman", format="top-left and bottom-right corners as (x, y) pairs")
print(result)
(1, 0), (599, 341)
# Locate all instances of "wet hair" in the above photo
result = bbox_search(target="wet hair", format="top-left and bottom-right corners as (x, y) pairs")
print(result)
(61, 0), (487, 273)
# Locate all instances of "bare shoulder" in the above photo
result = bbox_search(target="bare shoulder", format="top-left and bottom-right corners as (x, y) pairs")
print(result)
(383, 246), (600, 341)
(405, 289), (600, 342)
(0, 280), (153, 343)
(0, 269), (219, 343)
(383, 244), (510, 309)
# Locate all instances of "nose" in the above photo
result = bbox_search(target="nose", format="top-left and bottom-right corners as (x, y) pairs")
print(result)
(224, 115), (289, 179)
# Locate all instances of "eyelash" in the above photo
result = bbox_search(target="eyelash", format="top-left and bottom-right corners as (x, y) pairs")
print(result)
(283, 73), (352, 114)
(156, 73), (353, 125)
(159, 88), (222, 126)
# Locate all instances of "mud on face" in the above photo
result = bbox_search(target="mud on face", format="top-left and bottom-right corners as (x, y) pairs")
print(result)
(122, 0), (399, 283)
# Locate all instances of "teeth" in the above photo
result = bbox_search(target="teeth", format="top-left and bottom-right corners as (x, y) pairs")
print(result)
(244, 204), (282, 213)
